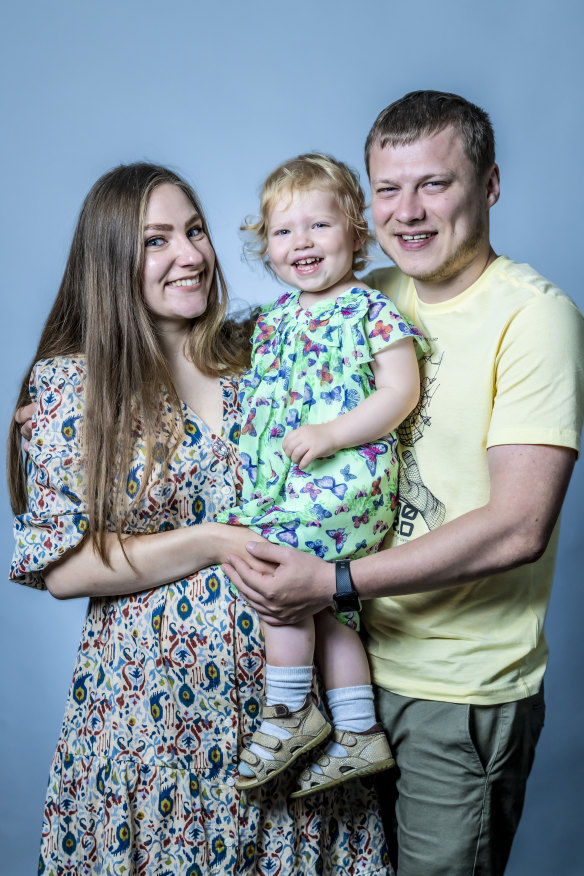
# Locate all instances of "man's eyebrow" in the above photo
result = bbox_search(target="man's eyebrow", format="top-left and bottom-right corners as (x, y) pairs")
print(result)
(372, 171), (454, 184)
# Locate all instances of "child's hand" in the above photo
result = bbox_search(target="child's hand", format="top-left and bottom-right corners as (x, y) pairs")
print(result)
(282, 422), (337, 470)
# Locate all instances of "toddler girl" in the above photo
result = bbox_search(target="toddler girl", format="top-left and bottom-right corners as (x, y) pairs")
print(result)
(221, 153), (427, 796)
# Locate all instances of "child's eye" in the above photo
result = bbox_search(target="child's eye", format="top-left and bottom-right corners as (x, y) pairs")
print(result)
(313, 222), (328, 229)
(273, 229), (290, 236)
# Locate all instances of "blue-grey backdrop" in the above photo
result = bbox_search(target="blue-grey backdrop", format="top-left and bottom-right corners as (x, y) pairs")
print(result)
(1, 1), (582, 873)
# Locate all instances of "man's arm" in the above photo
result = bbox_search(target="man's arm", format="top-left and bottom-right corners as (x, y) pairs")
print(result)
(15, 401), (35, 451)
(222, 443), (576, 624)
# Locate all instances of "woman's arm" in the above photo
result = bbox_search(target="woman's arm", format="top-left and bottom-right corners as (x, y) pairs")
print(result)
(281, 338), (420, 470)
(45, 522), (273, 600)
(15, 395), (272, 600)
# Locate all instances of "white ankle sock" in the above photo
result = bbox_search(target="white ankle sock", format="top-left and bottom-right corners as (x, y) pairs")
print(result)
(238, 664), (313, 777)
(265, 664), (313, 710)
(326, 685), (377, 733)
(301, 685), (377, 775)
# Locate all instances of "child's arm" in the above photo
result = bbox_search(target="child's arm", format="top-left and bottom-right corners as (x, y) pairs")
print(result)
(282, 337), (420, 470)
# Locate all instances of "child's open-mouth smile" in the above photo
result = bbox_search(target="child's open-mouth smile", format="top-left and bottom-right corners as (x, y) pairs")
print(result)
(268, 187), (360, 305)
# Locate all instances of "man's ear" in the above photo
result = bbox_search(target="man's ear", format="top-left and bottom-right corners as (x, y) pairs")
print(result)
(486, 163), (500, 209)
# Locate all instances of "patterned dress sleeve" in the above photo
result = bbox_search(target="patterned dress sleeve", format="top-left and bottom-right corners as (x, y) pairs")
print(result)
(10, 357), (90, 590)
(363, 289), (429, 359)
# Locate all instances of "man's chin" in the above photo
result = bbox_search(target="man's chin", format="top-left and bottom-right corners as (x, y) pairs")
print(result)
(379, 245), (436, 280)
(385, 252), (443, 283)
(388, 247), (483, 287)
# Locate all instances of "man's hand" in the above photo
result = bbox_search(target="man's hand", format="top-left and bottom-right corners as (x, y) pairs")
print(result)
(281, 422), (338, 470)
(222, 540), (335, 625)
(15, 402), (36, 451)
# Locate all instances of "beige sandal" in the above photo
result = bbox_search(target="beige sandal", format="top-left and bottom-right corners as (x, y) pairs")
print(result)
(236, 694), (331, 791)
(289, 723), (395, 798)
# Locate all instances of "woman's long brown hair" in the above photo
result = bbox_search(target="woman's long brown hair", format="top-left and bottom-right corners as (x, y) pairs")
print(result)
(7, 163), (253, 563)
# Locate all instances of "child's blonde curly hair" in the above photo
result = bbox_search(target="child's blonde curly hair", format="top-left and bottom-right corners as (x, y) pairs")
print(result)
(242, 152), (375, 275)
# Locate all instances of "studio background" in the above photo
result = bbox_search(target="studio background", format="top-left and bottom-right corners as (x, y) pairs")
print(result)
(1, 1), (582, 873)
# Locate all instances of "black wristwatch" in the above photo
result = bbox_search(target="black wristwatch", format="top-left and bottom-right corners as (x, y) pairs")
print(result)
(333, 560), (362, 613)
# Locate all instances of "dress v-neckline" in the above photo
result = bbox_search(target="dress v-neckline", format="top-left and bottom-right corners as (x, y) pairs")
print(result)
(180, 376), (228, 439)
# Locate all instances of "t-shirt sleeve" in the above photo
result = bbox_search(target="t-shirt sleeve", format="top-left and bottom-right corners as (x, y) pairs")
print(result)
(10, 358), (90, 590)
(488, 294), (584, 452)
(364, 289), (429, 359)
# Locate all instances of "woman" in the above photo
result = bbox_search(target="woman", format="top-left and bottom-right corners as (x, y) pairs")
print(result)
(8, 163), (392, 874)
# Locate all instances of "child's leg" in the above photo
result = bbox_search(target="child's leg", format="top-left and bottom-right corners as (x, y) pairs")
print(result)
(289, 609), (395, 799)
(314, 608), (371, 689)
(314, 608), (376, 731)
(262, 618), (314, 666)
(236, 617), (331, 789)
(262, 617), (314, 709)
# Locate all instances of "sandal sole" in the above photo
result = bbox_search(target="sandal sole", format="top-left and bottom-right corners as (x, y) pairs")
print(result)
(289, 755), (396, 799)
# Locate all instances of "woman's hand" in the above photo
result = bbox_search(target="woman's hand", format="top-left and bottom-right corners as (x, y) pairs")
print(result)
(222, 540), (335, 625)
(15, 402), (36, 451)
(208, 523), (277, 573)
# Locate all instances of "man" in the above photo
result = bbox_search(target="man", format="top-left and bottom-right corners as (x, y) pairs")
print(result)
(227, 91), (584, 874)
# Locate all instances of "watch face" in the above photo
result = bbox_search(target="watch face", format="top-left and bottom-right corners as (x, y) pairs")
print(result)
(333, 592), (362, 613)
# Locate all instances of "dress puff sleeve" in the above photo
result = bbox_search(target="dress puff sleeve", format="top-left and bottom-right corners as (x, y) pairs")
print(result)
(362, 289), (429, 360)
(10, 357), (90, 590)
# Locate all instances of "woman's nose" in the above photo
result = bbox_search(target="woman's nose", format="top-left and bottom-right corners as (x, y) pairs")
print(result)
(178, 237), (206, 265)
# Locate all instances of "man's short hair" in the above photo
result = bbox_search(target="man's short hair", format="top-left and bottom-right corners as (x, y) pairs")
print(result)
(365, 90), (496, 179)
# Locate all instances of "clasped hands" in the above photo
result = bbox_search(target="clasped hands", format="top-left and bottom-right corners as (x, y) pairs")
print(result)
(228, 421), (336, 621)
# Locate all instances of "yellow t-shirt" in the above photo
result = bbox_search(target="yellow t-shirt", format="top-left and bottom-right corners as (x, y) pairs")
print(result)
(361, 256), (584, 704)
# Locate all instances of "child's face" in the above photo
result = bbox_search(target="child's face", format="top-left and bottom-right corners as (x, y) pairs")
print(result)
(267, 187), (360, 303)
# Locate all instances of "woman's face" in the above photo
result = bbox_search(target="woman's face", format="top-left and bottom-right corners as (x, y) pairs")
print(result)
(142, 183), (216, 329)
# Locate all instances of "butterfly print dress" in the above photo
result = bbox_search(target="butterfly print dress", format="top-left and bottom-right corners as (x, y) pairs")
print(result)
(222, 288), (427, 576)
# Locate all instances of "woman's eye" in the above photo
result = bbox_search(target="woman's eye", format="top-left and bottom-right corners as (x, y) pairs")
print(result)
(188, 225), (204, 239)
(145, 236), (165, 247)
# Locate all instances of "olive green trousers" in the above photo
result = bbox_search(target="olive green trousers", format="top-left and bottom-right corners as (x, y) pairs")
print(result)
(374, 685), (545, 875)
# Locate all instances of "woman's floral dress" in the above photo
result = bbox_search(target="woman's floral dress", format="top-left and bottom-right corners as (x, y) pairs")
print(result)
(10, 357), (393, 876)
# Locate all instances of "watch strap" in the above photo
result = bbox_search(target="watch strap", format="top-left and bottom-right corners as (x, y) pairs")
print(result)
(335, 560), (354, 598)
(333, 560), (362, 613)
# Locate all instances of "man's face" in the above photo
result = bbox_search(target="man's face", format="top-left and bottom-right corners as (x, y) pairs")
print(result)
(369, 126), (499, 299)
